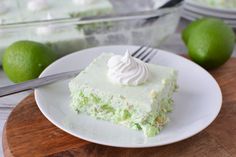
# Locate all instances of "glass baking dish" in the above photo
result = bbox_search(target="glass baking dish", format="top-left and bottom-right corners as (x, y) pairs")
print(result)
(0, 0), (181, 64)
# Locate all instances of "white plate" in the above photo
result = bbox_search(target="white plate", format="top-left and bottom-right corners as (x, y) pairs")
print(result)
(35, 45), (222, 148)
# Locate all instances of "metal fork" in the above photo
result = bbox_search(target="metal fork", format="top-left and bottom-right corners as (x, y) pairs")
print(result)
(0, 46), (157, 97)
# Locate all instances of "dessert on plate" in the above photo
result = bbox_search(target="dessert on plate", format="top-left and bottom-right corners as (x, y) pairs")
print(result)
(69, 50), (177, 137)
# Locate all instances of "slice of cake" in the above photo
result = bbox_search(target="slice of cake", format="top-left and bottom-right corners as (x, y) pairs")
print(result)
(69, 51), (177, 137)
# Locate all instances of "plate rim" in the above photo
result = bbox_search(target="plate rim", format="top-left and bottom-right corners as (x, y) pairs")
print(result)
(35, 45), (222, 148)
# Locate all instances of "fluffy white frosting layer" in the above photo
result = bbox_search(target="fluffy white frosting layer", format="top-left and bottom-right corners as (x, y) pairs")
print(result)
(107, 50), (150, 86)
(27, 0), (48, 11)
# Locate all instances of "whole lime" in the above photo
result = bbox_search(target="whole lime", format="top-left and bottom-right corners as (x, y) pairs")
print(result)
(182, 18), (207, 44)
(183, 18), (235, 69)
(2, 40), (58, 83)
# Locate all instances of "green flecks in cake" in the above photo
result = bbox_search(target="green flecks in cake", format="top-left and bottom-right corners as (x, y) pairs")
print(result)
(100, 104), (115, 113)
(90, 93), (101, 103)
(114, 109), (131, 122)
(122, 109), (131, 120)
(159, 98), (173, 112)
(131, 123), (142, 130)
(70, 85), (175, 137)
(142, 124), (160, 137)
(70, 83), (176, 137)
(69, 53), (178, 137)
(79, 92), (89, 106)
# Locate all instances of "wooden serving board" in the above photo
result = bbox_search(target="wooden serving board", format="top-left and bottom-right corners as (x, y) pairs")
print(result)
(3, 58), (236, 157)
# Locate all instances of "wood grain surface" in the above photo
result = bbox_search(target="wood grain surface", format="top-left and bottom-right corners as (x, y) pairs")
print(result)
(2, 58), (236, 157)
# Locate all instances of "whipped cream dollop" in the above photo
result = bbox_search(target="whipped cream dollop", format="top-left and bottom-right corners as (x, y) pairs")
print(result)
(36, 13), (55, 36)
(27, 0), (48, 11)
(107, 50), (150, 86)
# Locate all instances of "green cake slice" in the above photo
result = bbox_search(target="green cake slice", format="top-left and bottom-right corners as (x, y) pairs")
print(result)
(69, 53), (177, 137)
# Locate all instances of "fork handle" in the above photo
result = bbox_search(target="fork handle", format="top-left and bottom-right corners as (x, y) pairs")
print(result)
(0, 70), (81, 97)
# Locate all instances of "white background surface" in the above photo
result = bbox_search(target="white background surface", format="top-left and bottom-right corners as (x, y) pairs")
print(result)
(0, 19), (235, 156)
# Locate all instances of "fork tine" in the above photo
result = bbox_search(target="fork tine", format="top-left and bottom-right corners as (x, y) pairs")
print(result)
(131, 45), (157, 63)
(135, 46), (150, 59)
(131, 44), (150, 57)
(143, 49), (157, 63)
(131, 46), (145, 57)
(140, 48), (154, 61)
